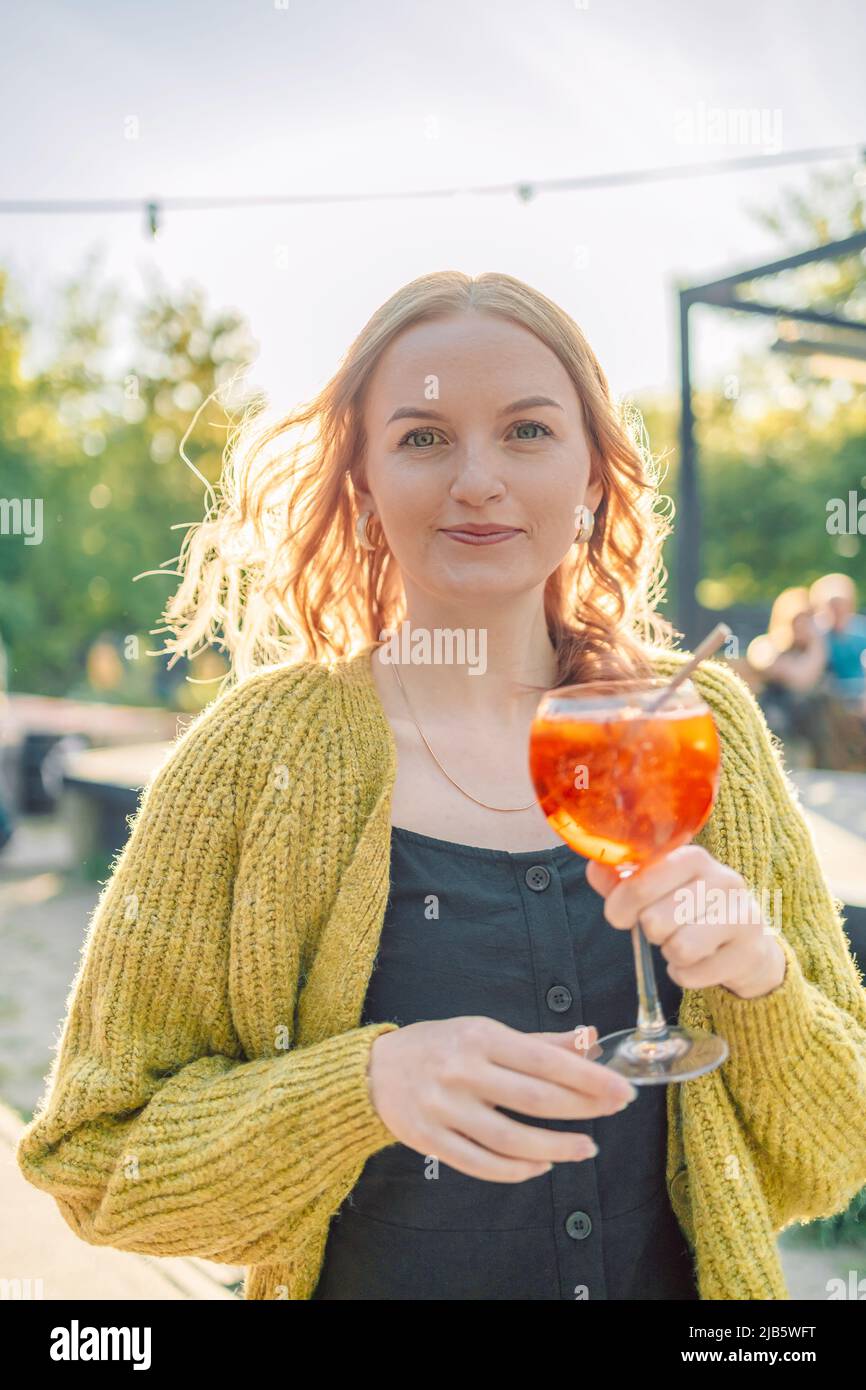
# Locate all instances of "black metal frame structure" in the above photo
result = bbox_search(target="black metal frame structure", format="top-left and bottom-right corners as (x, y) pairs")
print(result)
(677, 230), (866, 646)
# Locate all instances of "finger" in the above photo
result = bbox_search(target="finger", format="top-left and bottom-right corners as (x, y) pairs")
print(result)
(478, 1059), (636, 1120)
(660, 917), (734, 968)
(585, 860), (619, 896)
(488, 1026), (634, 1104)
(533, 1024), (599, 1051)
(602, 845), (717, 929)
(450, 1099), (600, 1165)
(635, 890), (734, 956)
(423, 1127), (560, 1183)
(532, 1026), (604, 1065)
(667, 937), (753, 990)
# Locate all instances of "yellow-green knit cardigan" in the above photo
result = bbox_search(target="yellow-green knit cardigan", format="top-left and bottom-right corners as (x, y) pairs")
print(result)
(16, 643), (866, 1300)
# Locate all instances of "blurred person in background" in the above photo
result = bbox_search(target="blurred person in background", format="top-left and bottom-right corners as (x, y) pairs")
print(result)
(809, 573), (866, 714)
(745, 587), (827, 761)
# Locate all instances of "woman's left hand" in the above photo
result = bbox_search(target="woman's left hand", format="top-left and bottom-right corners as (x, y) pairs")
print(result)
(585, 845), (787, 1000)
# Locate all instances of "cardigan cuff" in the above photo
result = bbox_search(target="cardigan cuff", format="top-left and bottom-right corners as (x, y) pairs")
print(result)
(701, 934), (819, 1075)
(344, 1019), (403, 1153)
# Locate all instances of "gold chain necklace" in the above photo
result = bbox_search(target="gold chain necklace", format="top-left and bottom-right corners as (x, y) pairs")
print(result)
(388, 660), (539, 813)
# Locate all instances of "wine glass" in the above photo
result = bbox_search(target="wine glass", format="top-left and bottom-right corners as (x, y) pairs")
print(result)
(528, 676), (728, 1085)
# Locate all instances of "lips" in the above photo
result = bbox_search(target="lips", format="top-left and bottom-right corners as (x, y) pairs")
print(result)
(440, 526), (523, 546)
(439, 525), (522, 547)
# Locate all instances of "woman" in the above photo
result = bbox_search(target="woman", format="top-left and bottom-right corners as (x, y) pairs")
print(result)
(746, 587), (827, 695)
(16, 272), (866, 1301)
(745, 587), (828, 762)
(810, 572), (866, 711)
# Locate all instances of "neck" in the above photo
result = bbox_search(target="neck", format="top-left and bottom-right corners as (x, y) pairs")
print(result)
(372, 590), (560, 724)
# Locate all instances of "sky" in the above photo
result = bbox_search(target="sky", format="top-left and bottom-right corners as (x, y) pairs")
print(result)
(1, 0), (865, 410)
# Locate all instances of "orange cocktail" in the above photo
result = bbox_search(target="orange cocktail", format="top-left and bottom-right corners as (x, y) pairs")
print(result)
(528, 676), (727, 1084)
(529, 701), (720, 873)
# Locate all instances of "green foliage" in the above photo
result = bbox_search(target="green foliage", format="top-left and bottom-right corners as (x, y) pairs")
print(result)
(0, 251), (258, 703)
(635, 390), (866, 615)
(637, 162), (866, 622)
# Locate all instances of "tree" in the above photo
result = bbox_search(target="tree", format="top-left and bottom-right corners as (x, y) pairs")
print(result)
(636, 161), (866, 623)
(0, 252), (258, 704)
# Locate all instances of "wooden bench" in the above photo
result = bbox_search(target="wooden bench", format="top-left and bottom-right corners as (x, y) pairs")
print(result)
(61, 743), (172, 879)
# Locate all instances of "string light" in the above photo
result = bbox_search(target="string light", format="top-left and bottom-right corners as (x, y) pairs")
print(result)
(0, 143), (862, 239)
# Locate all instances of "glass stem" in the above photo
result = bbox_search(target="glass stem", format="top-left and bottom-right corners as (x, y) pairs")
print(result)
(631, 921), (669, 1039)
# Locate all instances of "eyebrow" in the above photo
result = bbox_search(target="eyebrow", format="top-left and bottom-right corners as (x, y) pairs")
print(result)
(385, 395), (564, 425)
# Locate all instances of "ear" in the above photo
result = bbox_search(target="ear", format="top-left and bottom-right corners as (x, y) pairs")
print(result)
(349, 466), (374, 516)
(585, 477), (604, 514)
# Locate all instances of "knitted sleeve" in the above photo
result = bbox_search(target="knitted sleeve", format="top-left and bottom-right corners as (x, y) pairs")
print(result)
(15, 664), (400, 1267)
(690, 658), (866, 1227)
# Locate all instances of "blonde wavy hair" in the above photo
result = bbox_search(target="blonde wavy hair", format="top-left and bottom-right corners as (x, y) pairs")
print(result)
(155, 270), (678, 691)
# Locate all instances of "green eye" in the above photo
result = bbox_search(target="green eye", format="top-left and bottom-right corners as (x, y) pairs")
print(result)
(397, 428), (443, 449)
(511, 421), (553, 440)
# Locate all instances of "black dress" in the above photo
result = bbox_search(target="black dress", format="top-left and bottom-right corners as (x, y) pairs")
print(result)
(312, 825), (699, 1301)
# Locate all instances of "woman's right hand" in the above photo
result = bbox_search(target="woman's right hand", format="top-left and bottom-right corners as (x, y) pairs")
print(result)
(367, 1016), (638, 1183)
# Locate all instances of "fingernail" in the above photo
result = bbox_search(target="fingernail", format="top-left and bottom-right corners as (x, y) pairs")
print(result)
(580, 1139), (599, 1158)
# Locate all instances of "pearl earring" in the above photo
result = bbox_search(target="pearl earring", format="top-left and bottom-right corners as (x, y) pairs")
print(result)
(573, 503), (595, 544)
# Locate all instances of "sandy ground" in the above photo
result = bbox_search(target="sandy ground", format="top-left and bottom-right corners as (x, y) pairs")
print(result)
(0, 816), (245, 1297)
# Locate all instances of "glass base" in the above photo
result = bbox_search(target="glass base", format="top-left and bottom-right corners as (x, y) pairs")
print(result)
(592, 1025), (729, 1084)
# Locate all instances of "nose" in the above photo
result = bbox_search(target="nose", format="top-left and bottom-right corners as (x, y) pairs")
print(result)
(447, 449), (508, 506)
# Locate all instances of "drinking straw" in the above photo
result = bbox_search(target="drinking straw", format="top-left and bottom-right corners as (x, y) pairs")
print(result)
(643, 623), (733, 716)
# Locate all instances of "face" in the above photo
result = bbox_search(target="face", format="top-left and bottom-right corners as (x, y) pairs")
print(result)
(354, 311), (603, 607)
(827, 593), (854, 627)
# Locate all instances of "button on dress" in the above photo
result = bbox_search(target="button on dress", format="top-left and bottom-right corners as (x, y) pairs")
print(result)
(311, 825), (700, 1301)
